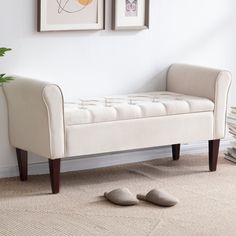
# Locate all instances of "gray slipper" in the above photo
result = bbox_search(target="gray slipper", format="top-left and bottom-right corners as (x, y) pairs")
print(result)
(137, 189), (179, 207)
(104, 188), (139, 206)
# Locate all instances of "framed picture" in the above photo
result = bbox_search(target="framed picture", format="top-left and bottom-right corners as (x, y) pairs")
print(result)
(38, 0), (105, 32)
(112, 0), (149, 30)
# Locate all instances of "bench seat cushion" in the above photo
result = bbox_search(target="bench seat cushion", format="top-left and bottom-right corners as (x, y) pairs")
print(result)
(64, 92), (214, 126)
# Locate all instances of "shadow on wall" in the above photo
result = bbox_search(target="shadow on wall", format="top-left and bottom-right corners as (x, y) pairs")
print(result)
(134, 67), (168, 93)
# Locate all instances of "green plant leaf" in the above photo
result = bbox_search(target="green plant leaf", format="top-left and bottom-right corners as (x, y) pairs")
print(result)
(3, 76), (14, 81)
(0, 47), (14, 85)
(0, 48), (12, 57)
(0, 76), (14, 84)
(0, 79), (7, 83)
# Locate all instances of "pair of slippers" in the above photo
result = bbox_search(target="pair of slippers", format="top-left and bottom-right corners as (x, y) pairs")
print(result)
(104, 188), (179, 207)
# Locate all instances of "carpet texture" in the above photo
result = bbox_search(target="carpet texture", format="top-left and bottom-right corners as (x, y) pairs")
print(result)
(1, 153), (236, 236)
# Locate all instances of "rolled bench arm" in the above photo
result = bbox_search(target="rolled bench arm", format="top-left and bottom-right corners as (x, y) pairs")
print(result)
(167, 64), (232, 139)
(3, 78), (65, 159)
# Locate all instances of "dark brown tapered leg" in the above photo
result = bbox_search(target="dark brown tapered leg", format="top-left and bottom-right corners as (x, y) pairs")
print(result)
(172, 144), (181, 161)
(209, 139), (220, 172)
(49, 159), (61, 194)
(16, 148), (28, 181)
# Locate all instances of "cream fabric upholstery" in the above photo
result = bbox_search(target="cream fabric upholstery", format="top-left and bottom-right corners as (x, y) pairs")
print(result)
(64, 92), (214, 125)
(3, 78), (65, 159)
(3, 64), (231, 159)
(65, 112), (213, 157)
(167, 64), (232, 139)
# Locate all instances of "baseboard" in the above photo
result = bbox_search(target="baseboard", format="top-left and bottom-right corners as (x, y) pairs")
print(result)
(0, 138), (232, 178)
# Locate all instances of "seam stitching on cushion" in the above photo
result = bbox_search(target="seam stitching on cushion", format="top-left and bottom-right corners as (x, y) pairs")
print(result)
(42, 84), (65, 159)
(133, 104), (143, 118)
(166, 64), (175, 91)
(159, 102), (168, 115)
(182, 100), (191, 113)
(42, 88), (54, 159)
(213, 70), (231, 139)
(86, 109), (94, 123)
(213, 71), (221, 139)
(65, 111), (214, 126)
(56, 84), (66, 158)
(215, 71), (232, 139)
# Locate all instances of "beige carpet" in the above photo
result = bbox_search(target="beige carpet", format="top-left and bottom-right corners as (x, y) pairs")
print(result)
(1, 153), (236, 236)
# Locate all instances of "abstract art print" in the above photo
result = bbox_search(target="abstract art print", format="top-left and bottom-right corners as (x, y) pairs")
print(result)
(112, 0), (149, 30)
(38, 0), (105, 31)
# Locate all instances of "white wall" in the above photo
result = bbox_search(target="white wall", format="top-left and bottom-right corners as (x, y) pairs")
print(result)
(0, 0), (235, 177)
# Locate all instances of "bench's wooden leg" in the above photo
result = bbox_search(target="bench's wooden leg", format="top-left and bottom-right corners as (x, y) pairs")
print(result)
(172, 144), (181, 161)
(209, 139), (220, 172)
(16, 148), (28, 181)
(49, 159), (61, 194)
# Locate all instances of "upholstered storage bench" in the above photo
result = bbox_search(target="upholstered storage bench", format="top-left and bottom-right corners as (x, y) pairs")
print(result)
(3, 64), (231, 194)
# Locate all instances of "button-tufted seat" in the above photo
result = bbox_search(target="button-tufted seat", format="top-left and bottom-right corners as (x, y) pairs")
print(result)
(3, 63), (232, 194)
(64, 92), (214, 125)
